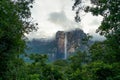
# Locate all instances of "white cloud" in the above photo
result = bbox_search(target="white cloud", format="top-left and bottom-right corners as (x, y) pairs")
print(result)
(48, 10), (82, 31)
(81, 13), (105, 40)
(27, 0), (105, 41)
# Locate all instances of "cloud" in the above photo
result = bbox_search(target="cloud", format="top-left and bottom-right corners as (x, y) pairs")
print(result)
(48, 10), (82, 31)
(48, 10), (105, 41)
(27, 0), (105, 41)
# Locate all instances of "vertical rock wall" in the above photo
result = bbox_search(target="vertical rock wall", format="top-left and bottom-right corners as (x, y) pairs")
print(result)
(55, 31), (65, 59)
(55, 29), (87, 59)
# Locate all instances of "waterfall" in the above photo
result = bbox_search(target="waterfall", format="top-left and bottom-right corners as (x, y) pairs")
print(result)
(64, 32), (67, 59)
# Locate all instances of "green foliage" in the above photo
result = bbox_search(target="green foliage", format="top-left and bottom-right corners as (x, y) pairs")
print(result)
(72, 0), (120, 79)
(29, 74), (39, 80)
(0, 0), (120, 79)
(53, 59), (68, 72)
(89, 41), (117, 63)
(68, 51), (88, 70)
(90, 0), (120, 58)
(84, 61), (113, 80)
(24, 54), (65, 80)
(69, 69), (83, 80)
(0, 0), (37, 79)
(73, 0), (120, 52)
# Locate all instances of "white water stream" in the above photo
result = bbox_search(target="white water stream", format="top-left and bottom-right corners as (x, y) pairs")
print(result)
(64, 33), (67, 59)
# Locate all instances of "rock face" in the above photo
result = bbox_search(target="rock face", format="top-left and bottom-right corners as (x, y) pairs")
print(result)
(67, 29), (87, 54)
(55, 29), (87, 59)
(55, 31), (65, 59)
(26, 39), (56, 61)
(27, 29), (90, 61)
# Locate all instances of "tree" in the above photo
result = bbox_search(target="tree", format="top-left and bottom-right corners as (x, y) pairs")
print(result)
(89, 0), (120, 58)
(73, 0), (120, 56)
(89, 41), (117, 63)
(72, 0), (120, 79)
(0, 0), (37, 79)
(82, 61), (114, 80)
(68, 51), (88, 70)
(27, 54), (65, 80)
(64, 51), (89, 80)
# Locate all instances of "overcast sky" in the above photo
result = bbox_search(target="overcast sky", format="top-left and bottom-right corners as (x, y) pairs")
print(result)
(26, 0), (105, 41)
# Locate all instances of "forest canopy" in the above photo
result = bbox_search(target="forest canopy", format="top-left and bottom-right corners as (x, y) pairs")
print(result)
(0, 0), (120, 80)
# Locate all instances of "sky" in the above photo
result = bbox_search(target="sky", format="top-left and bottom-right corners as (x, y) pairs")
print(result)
(26, 0), (105, 41)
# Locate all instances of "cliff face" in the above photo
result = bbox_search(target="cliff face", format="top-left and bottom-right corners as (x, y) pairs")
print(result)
(27, 29), (89, 60)
(56, 31), (65, 54)
(55, 29), (87, 59)
(55, 31), (65, 59)
(67, 29), (87, 54)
